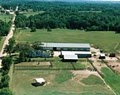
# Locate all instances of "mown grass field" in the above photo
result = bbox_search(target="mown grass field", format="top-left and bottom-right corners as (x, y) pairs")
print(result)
(81, 75), (104, 85)
(11, 70), (114, 95)
(0, 14), (12, 22)
(101, 67), (120, 95)
(15, 28), (120, 52)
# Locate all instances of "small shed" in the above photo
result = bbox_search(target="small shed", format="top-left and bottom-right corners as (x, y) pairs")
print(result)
(34, 78), (46, 85)
(99, 53), (105, 59)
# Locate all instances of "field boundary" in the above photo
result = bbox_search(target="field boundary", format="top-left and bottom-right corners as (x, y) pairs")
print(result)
(14, 65), (85, 71)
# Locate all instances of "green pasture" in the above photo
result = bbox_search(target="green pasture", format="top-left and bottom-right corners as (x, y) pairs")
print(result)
(14, 58), (90, 70)
(81, 75), (104, 85)
(0, 14), (12, 22)
(101, 67), (120, 95)
(11, 70), (114, 95)
(15, 28), (120, 52)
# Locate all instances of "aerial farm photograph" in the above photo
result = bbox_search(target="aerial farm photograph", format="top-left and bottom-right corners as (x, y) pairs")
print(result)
(0, 0), (120, 95)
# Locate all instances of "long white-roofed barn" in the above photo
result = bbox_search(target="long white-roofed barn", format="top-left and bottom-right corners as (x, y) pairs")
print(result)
(40, 42), (91, 59)
(40, 42), (90, 51)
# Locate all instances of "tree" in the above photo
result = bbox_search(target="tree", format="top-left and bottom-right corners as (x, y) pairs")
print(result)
(15, 43), (34, 62)
(115, 24), (120, 33)
(47, 26), (52, 32)
(2, 57), (12, 71)
(32, 42), (41, 50)
(0, 20), (10, 36)
(1, 75), (10, 88)
(15, 11), (19, 15)
(5, 37), (15, 55)
(0, 88), (13, 95)
(30, 27), (36, 32)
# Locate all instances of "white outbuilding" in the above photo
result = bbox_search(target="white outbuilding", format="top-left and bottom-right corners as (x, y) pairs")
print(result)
(34, 78), (46, 85)
(99, 53), (106, 59)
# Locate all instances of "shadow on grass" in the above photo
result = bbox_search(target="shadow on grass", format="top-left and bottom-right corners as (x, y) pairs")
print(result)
(31, 83), (44, 87)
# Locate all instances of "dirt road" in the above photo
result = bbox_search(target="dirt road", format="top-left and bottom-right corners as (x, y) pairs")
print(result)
(0, 6), (18, 68)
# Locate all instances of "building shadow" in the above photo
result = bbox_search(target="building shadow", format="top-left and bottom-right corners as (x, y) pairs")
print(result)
(31, 83), (44, 87)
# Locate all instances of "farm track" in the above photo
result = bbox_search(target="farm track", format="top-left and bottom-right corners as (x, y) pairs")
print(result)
(0, 6), (18, 68)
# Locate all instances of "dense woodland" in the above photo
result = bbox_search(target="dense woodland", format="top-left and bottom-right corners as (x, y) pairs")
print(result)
(12, 1), (120, 32)
(0, 20), (10, 36)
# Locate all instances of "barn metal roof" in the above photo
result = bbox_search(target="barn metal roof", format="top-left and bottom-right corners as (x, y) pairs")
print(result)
(61, 51), (91, 55)
(63, 54), (78, 60)
(34, 78), (45, 84)
(41, 42), (90, 48)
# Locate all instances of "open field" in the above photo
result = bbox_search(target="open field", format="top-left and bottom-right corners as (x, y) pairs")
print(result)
(0, 14), (12, 22)
(14, 58), (92, 70)
(23, 11), (45, 17)
(81, 74), (104, 85)
(11, 70), (114, 95)
(101, 67), (120, 95)
(15, 28), (120, 52)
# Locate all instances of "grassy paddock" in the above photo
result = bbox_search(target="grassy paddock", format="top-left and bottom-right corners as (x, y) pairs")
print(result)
(101, 67), (120, 95)
(14, 58), (89, 70)
(55, 70), (73, 83)
(11, 70), (114, 95)
(81, 75), (104, 85)
(15, 28), (120, 52)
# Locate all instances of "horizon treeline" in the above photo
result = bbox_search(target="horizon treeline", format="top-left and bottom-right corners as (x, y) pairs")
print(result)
(7, 1), (120, 32)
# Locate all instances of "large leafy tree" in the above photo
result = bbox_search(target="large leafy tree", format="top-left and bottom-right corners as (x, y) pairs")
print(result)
(15, 43), (34, 62)
(1, 75), (10, 88)
(2, 57), (12, 71)
(0, 20), (10, 36)
(5, 37), (15, 55)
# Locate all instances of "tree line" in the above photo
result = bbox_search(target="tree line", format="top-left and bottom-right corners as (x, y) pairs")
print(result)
(14, 2), (120, 32)
(0, 20), (10, 36)
(0, 38), (16, 95)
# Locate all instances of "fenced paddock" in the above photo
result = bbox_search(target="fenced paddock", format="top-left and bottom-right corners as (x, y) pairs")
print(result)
(14, 61), (52, 70)
(11, 57), (114, 95)
(11, 70), (114, 95)
(14, 58), (92, 71)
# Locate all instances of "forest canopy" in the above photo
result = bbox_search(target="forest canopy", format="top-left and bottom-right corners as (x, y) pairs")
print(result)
(11, 1), (120, 32)
(0, 20), (10, 36)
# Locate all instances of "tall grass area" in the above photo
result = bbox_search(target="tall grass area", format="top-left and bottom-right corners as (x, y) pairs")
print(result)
(101, 67), (120, 95)
(15, 28), (120, 52)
